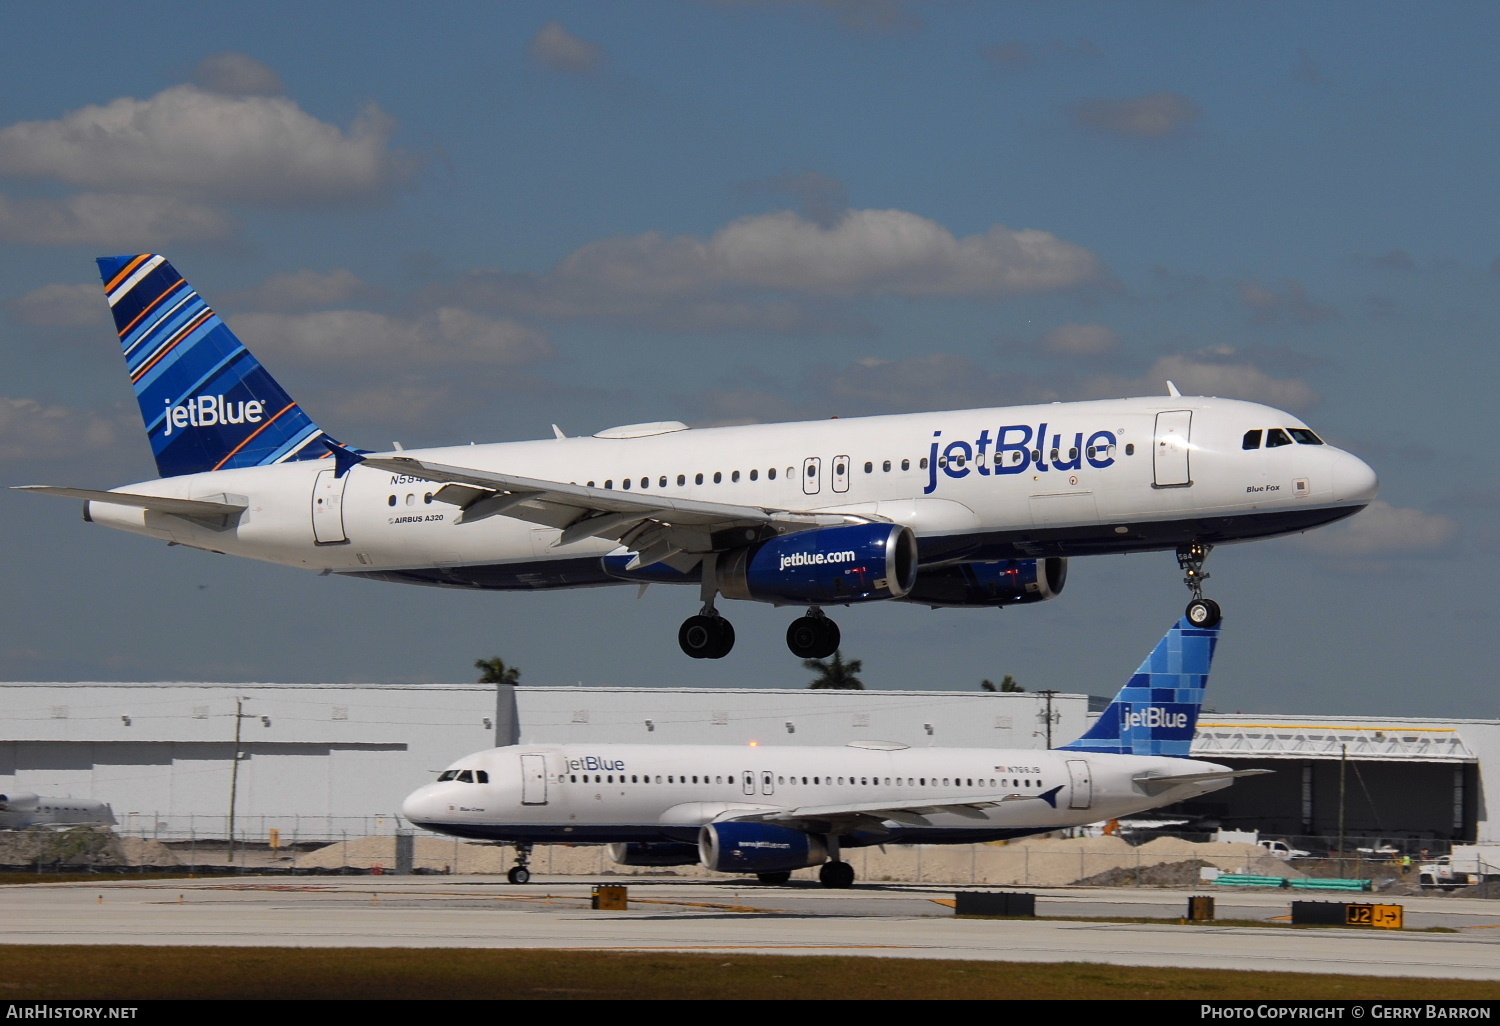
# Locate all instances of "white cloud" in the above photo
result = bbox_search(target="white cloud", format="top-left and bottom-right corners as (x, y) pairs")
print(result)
(0, 396), (117, 461)
(220, 269), (373, 312)
(1294, 500), (1458, 558)
(1071, 92), (1201, 139)
(530, 22), (605, 74)
(9, 283), (108, 327)
(0, 85), (414, 205)
(0, 191), (235, 246)
(193, 52), (285, 96)
(441, 208), (1101, 329)
(1040, 322), (1120, 357)
(1083, 347), (1321, 412)
(231, 308), (553, 367)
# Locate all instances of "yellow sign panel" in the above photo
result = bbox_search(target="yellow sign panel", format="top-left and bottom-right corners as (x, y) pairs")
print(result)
(1345, 903), (1403, 929)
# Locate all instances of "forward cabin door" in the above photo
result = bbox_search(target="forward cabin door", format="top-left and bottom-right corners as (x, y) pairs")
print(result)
(311, 469), (349, 544)
(1066, 760), (1092, 810)
(1152, 411), (1193, 488)
(520, 754), (548, 805)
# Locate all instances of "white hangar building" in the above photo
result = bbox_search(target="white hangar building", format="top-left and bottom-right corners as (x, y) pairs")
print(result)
(0, 681), (1494, 847)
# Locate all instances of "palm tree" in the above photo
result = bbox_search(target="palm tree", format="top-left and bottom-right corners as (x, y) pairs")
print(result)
(804, 651), (864, 690)
(474, 657), (521, 686)
(981, 675), (1024, 692)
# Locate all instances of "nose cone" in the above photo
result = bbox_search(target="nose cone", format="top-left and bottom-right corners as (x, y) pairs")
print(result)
(401, 785), (443, 826)
(1333, 451), (1380, 504)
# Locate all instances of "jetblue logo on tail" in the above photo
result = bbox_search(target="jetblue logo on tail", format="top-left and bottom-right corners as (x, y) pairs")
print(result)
(161, 396), (266, 435)
(1060, 616), (1220, 759)
(97, 254), (342, 478)
(1123, 706), (1190, 731)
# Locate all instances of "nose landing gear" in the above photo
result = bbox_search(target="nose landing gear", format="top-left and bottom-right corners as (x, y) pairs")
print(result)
(507, 841), (533, 884)
(786, 606), (840, 659)
(1177, 541), (1222, 628)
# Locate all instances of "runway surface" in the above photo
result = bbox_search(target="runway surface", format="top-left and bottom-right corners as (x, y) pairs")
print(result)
(4, 876), (1498, 980)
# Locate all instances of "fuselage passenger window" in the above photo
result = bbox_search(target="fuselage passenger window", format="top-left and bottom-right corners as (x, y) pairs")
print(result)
(713, 472), (722, 483)
(677, 474), (686, 486)
(901, 459), (910, 471)
(768, 468), (777, 480)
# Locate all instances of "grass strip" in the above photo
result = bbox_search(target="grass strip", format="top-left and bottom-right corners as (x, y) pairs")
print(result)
(0, 947), (1495, 1001)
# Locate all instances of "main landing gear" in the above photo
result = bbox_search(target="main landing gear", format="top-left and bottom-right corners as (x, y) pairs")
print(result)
(1177, 541), (1222, 628)
(679, 554), (735, 659)
(507, 842), (533, 884)
(786, 607), (840, 659)
(818, 860), (855, 889)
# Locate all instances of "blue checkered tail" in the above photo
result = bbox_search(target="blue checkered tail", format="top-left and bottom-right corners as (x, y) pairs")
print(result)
(1059, 616), (1221, 759)
(96, 254), (343, 479)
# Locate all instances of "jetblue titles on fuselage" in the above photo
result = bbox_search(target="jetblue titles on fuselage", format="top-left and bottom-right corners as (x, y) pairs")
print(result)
(925, 423), (1117, 493)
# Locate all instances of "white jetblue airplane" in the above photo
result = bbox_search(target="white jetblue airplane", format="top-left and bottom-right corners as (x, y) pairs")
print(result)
(403, 616), (1262, 886)
(16, 255), (1378, 658)
(0, 792), (116, 830)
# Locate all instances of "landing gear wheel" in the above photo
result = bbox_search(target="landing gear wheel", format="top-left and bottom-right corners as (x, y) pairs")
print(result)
(1185, 597), (1222, 628)
(786, 616), (840, 659)
(756, 871), (792, 885)
(507, 866), (531, 885)
(818, 860), (855, 889)
(679, 615), (735, 659)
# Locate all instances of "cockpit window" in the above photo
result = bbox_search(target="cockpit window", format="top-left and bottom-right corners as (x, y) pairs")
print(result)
(437, 770), (458, 782)
(475, 770), (489, 783)
(1288, 428), (1323, 445)
(456, 770), (474, 783)
(1265, 428), (1293, 448)
(1242, 430), (1262, 450)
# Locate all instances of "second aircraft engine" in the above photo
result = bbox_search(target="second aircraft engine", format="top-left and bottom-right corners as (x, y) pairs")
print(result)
(698, 822), (829, 874)
(607, 841), (701, 867)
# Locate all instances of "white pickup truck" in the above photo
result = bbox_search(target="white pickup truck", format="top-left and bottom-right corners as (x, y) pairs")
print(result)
(1418, 845), (1500, 890)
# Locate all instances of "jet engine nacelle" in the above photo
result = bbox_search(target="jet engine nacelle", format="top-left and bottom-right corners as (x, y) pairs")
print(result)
(717, 523), (918, 605)
(698, 822), (829, 874)
(607, 841), (701, 867)
(901, 557), (1067, 608)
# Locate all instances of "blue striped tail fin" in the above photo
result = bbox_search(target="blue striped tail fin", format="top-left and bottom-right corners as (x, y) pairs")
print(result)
(97, 254), (338, 478)
(1059, 616), (1221, 758)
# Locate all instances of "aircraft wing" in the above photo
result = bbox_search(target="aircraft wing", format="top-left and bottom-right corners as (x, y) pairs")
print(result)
(717, 787), (1064, 834)
(1131, 768), (1272, 796)
(12, 485), (247, 518)
(360, 455), (875, 571)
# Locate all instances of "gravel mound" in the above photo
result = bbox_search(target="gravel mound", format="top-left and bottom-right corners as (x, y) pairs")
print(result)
(0, 829), (178, 867)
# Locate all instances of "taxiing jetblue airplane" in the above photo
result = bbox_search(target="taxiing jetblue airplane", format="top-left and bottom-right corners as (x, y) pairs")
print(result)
(16, 255), (1378, 658)
(403, 616), (1260, 887)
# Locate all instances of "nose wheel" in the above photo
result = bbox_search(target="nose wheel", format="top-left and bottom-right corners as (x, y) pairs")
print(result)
(787, 607), (840, 659)
(507, 842), (533, 884)
(1177, 542), (1222, 628)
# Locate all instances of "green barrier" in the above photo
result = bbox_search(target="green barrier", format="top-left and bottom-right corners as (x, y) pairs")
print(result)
(1212, 874), (1289, 887)
(1289, 877), (1373, 892)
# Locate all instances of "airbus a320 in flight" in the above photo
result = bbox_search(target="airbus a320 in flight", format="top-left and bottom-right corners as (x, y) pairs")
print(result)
(17, 255), (1378, 658)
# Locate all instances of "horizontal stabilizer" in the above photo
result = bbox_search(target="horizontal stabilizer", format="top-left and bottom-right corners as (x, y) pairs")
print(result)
(12, 485), (247, 517)
(1132, 768), (1272, 795)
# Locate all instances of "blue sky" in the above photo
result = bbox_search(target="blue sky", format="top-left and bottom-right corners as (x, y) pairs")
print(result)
(1, 1), (1495, 719)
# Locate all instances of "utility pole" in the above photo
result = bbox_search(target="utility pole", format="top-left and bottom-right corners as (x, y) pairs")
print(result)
(227, 697), (250, 865)
(1036, 690), (1059, 749)
(1337, 743), (1348, 876)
